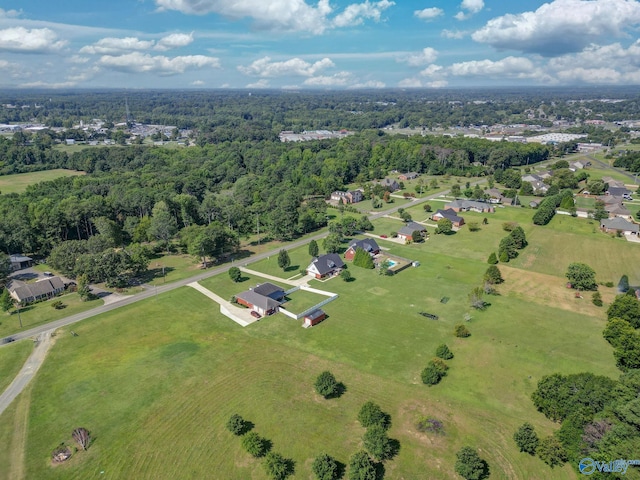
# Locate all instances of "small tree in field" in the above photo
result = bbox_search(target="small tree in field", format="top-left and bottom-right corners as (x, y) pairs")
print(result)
(436, 217), (453, 234)
(423, 203), (432, 212)
(0, 288), (13, 313)
(353, 247), (374, 269)
(566, 263), (597, 291)
(228, 266), (242, 283)
(469, 287), (486, 309)
(411, 229), (423, 243)
(72, 427), (91, 451)
(499, 250), (509, 263)
(340, 269), (352, 282)
(435, 344), (454, 360)
(348, 451), (376, 480)
(309, 239), (319, 258)
(226, 413), (247, 435)
(242, 432), (268, 458)
(592, 291), (603, 307)
(536, 436), (567, 467)
(484, 265), (504, 285)
(312, 453), (339, 480)
(277, 249), (291, 271)
(263, 452), (293, 480)
(363, 424), (395, 461)
(487, 252), (498, 265)
(455, 446), (489, 480)
(421, 358), (449, 386)
(358, 401), (389, 429)
(315, 371), (339, 398)
(513, 422), (539, 455)
(454, 324), (471, 338)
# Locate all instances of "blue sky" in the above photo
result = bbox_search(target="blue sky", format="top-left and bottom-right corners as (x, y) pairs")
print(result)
(1, 0), (640, 89)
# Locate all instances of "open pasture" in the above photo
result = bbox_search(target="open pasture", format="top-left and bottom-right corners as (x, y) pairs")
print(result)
(0, 169), (85, 195)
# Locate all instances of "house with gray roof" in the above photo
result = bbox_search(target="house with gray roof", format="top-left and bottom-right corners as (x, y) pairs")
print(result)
(445, 199), (495, 213)
(601, 218), (639, 235)
(432, 209), (465, 227)
(397, 222), (427, 242)
(9, 277), (65, 305)
(9, 254), (33, 271)
(235, 282), (286, 316)
(307, 253), (345, 279)
(374, 178), (400, 192)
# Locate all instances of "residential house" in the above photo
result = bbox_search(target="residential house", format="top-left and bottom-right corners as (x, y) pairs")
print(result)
(602, 177), (625, 188)
(432, 209), (465, 227)
(397, 222), (427, 242)
(307, 253), (345, 279)
(252, 282), (286, 302)
(445, 199), (495, 213)
(9, 254), (33, 271)
(374, 178), (400, 192)
(330, 190), (364, 204)
(569, 160), (590, 171)
(529, 200), (540, 208)
(303, 309), (326, 327)
(600, 218), (639, 235)
(607, 186), (633, 199)
(485, 189), (505, 204)
(344, 239), (380, 261)
(521, 173), (550, 194)
(235, 282), (286, 316)
(9, 277), (65, 305)
(606, 203), (632, 219)
(398, 172), (419, 181)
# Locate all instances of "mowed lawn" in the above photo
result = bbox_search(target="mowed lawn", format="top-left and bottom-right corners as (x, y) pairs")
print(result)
(1, 201), (631, 480)
(0, 340), (32, 392)
(0, 169), (85, 194)
(1, 285), (608, 480)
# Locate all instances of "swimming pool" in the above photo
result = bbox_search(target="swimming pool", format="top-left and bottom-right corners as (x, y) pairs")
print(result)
(386, 259), (397, 268)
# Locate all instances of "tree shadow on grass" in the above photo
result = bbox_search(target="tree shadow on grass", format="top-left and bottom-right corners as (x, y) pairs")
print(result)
(386, 438), (401, 461)
(374, 461), (386, 480)
(239, 420), (254, 436)
(478, 459), (490, 480)
(334, 460), (347, 479)
(238, 276), (250, 283)
(284, 265), (299, 273)
(325, 382), (347, 400)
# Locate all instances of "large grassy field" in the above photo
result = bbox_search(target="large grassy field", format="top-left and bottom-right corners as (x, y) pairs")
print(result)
(0, 340), (32, 393)
(2, 193), (635, 479)
(0, 169), (85, 194)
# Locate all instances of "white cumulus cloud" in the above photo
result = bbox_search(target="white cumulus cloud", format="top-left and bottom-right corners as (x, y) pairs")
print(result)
(420, 64), (444, 77)
(155, 32), (194, 50)
(442, 29), (467, 39)
(414, 7), (443, 21)
(155, 0), (393, 34)
(80, 37), (154, 54)
(238, 56), (335, 77)
(332, 0), (395, 28)
(472, 0), (640, 56)
(348, 80), (386, 88)
(0, 27), (66, 53)
(399, 47), (438, 66)
(98, 52), (220, 75)
(246, 79), (270, 88)
(449, 56), (539, 79)
(455, 0), (484, 20)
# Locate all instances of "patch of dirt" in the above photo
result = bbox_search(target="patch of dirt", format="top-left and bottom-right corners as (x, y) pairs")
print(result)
(367, 287), (389, 296)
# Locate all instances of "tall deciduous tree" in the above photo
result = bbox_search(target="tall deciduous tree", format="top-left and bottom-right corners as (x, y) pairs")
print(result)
(149, 201), (177, 253)
(308, 239), (319, 258)
(277, 249), (291, 271)
(455, 446), (489, 480)
(348, 451), (376, 480)
(566, 263), (597, 291)
(513, 423), (539, 455)
(312, 453), (339, 480)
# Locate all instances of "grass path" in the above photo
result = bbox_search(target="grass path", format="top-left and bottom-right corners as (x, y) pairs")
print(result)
(8, 383), (32, 480)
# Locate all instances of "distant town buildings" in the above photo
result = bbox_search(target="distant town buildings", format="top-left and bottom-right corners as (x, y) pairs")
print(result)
(279, 130), (353, 142)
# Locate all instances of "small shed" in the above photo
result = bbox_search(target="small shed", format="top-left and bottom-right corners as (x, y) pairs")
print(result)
(303, 309), (326, 327)
(9, 254), (33, 271)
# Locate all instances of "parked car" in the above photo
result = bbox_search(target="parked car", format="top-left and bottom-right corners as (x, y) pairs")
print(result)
(1, 337), (15, 344)
(250, 311), (262, 319)
(44, 271), (53, 277)
(380, 234), (388, 238)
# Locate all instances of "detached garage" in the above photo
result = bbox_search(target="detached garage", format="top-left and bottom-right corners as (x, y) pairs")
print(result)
(303, 309), (326, 328)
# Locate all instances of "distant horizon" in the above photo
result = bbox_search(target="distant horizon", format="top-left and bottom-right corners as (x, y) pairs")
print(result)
(2, 1), (640, 90)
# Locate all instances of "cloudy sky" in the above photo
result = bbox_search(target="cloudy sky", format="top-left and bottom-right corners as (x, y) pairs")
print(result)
(1, 0), (640, 89)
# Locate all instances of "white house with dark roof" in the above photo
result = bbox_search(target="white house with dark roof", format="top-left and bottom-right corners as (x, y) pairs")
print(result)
(307, 254), (345, 279)
(9, 277), (65, 304)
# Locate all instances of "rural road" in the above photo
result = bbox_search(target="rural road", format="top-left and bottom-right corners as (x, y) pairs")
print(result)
(0, 330), (54, 416)
(0, 184), (463, 345)
(0, 182), (482, 416)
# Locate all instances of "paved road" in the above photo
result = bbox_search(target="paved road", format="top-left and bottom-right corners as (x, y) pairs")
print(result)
(0, 330), (54, 416)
